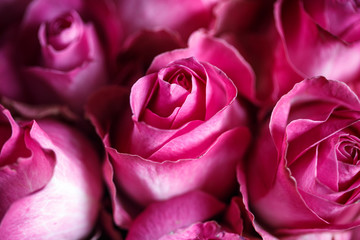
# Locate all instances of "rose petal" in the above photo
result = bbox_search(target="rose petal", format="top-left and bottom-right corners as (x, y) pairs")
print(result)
(126, 191), (226, 240)
(110, 126), (250, 206)
(270, 77), (360, 153)
(159, 221), (243, 240)
(275, 0), (360, 83)
(0, 120), (56, 220)
(302, 0), (360, 43)
(38, 11), (88, 71)
(148, 30), (256, 102)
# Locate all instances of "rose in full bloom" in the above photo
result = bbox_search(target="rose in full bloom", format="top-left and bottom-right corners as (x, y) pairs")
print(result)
(237, 77), (360, 237)
(0, 105), (102, 239)
(126, 191), (243, 240)
(87, 32), (251, 227)
(274, 0), (360, 95)
(0, 0), (121, 112)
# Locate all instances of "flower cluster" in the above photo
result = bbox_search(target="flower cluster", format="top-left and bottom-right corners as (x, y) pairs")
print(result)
(1, 0), (360, 239)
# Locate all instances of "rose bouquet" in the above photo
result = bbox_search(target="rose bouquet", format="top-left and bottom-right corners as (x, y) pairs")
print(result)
(1, 0), (360, 239)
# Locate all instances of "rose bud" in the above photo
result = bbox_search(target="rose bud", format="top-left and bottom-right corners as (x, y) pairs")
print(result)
(0, 0), (115, 114)
(87, 41), (251, 227)
(22, 3), (107, 113)
(238, 77), (360, 237)
(0, 105), (102, 239)
(126, 191), (244, 240)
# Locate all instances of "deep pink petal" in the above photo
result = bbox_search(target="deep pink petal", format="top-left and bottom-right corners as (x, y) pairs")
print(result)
(149, 102), (247, 161)
(126, 191), (226, 240)
(159, 221), (243, 240)
(110, 126), (250, 206)
(149, 30), (256, 102)
(302, 0), (360, 43)
(275, 0), (360, 84)
(270, 77), (360, 153)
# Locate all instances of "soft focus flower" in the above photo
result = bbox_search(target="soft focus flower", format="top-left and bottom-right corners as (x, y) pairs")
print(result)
(238, 77), (360, 237)
(274, 0), (360, 94)
(0, 0), (122, 113)
(87, 32), (251, 227)
(210, 0), (304, 111)
(126, 191), (243, 240)
(0, 105), (102, 239)
(116, 0), (217, 42)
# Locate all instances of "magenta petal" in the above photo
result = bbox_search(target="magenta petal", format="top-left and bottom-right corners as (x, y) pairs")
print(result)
(275, 0), (360, 83)
(252, 162), (326, 233)
(110, 126), (250, 206)
(147, 78), (189, 119)
(149, 30), (256, 102)
(126, 191), (226, 240)
(203, 62), (237, 119)
(103, 153), (132, 228)
(127, 120), (200, 158)
(270, 77), (360, 153)
(224, 197), (244, 235)
(159, 221), (243, 240)
(0, 121), (56, 220)
(149, 102), (247, 161)
(302, 0), (360, 43)
(130, 73), (158, 121)
(243, 121), (325, 234)
(187, 30), (255, 101)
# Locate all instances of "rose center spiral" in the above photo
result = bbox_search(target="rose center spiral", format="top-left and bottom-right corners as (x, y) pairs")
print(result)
(337, 135), (360, 165)
(46, 11), (81, 50)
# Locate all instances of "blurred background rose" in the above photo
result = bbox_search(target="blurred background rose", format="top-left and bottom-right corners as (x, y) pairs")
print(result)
(0, 104), (103, 239)
(0, 0), (122, 113)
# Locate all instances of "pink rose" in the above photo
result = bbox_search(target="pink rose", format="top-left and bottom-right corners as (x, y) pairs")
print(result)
(0, 105), (102, 239)
(237, 77), (360, 237)
(126, 191), (243, 240)
(87, 34), (251, 227)
(0, 0), (121, 112)
(274, 0), (360, 94)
